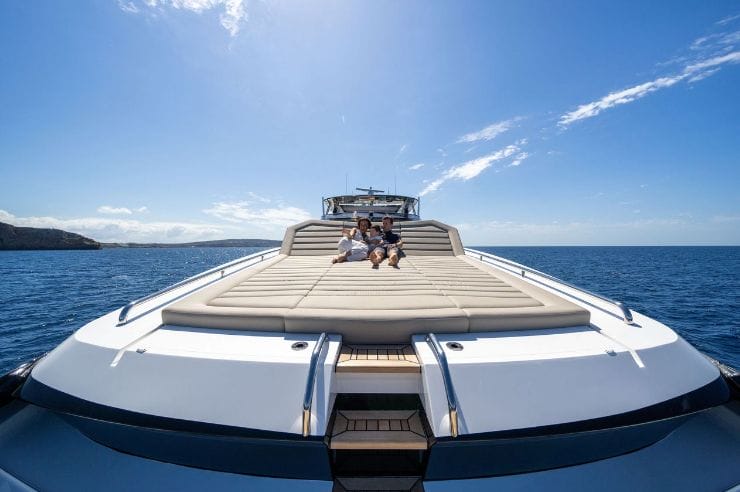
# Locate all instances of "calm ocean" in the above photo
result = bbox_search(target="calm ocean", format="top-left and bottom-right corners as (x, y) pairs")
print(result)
(1, 246), (738, 373)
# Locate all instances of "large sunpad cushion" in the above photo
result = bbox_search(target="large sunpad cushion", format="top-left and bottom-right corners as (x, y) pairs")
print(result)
(162, 223), (590, 343)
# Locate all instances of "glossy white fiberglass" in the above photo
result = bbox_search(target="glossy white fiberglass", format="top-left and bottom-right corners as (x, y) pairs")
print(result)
(28, 248), (721, 438)
(29, 252), (341, 436)
(413, 254), (720, 437)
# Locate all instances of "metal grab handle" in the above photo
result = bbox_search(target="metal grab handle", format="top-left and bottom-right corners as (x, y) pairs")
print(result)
(466, 248), (634, 324)
(302, 332), (328, 437)
(118, 247), (280, 325)
(426, 333), (459, 438)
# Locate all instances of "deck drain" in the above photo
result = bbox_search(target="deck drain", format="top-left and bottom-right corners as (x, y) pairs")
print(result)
(291, 341), (309, 351)
(446, 342), (464, 351)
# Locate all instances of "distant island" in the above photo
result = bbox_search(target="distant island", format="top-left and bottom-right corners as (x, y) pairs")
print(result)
(0, 222), (281, 250)
(101, 239), (282, 248)
(0, 221), (101, 250)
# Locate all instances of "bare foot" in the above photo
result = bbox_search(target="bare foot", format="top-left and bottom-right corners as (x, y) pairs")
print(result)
(369, 251), (383, 266)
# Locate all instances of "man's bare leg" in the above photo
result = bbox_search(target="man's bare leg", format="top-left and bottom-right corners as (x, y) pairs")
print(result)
(369, 248), (385, 268)
(387, 248), (400, 267)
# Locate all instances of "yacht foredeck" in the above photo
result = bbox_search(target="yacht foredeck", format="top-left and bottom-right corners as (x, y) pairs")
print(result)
(16, 217), (730, 485)
(162, 220), (590, 342)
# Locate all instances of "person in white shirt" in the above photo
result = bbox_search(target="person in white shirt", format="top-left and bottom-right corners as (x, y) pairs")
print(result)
(332, 217), (370, 263)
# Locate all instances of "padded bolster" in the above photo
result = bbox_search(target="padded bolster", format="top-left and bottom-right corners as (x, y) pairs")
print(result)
(161, 307), (288, 332)
(284, 308), (469, 344)
(279, 219), (464, 256)
(466, 308), (591, 332)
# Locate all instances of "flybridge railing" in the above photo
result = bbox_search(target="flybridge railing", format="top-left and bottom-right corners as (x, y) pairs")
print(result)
(465, 248), (634, 325)
(117, 247), (281, 326)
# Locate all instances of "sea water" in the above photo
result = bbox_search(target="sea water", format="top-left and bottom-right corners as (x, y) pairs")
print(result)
(1, 246), (738, 373)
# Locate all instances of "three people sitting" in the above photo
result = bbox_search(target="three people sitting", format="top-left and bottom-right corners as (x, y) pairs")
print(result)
(332, 216), (403, 267)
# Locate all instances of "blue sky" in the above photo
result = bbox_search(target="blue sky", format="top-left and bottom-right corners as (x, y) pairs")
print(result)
(0, 1), (738, 245)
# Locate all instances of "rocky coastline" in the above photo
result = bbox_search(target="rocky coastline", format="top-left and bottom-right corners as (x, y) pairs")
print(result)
(0, 222), (281, 250)
(0, 222), (101, 250)
(101, 239), (282, 248)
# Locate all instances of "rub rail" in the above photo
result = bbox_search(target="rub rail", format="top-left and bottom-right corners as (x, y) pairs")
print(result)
(117, 247), (280, 325)
(426, 333), (459, 438)
(465, 248), (634, 324)
(302, 332), (328, 437)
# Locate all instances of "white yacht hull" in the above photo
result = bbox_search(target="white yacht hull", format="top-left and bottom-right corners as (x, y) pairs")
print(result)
(1, 399), (739, 491)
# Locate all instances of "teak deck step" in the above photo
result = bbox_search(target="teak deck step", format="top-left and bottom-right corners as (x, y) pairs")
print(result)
(329, 410), (428, 450)
(336, 345), (420, 373)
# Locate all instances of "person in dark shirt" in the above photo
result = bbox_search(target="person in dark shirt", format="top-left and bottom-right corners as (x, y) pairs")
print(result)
(369, 216), (404, 268)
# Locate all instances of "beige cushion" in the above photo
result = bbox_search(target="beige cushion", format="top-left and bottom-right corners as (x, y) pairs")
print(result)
(162, 246), (590, 343)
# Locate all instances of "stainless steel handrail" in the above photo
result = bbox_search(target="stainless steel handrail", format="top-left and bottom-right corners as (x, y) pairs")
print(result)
(465, 248), (634, 324)
(117, 247), (280, 325)
(425, 333), (459, 438)
(302, 332), (328, 437)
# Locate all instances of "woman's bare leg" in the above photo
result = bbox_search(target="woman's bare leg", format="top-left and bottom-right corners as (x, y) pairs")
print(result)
(332, 251), (349, 263)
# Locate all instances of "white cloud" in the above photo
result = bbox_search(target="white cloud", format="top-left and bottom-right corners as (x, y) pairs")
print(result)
(396, 144), (408, 159)
(117, 1), (140, 13)
(98, 205), (149, 215)
(419, 142), (522, 196)
(690, 35), (713, 51)
(711, 215), (740, 223)
(98, 206), (133, 215)
(246, 192), (271, 203)
(508, 152), (530, 167)
(456, 117), (522, 144)
(120, 0), (247, 36)
(408, 163), (425, 171)
(688, 68), (721, 83)
(684, 50), (740, 72)
(0, 210), (229, 243)
(203, 200), (312, 229)
(559, 49), (740, 127)
(690, 30), (740, 54)
(453, 216), (736, 246)
(717, 14), (740, 26)
(559, 75), (686, 127)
